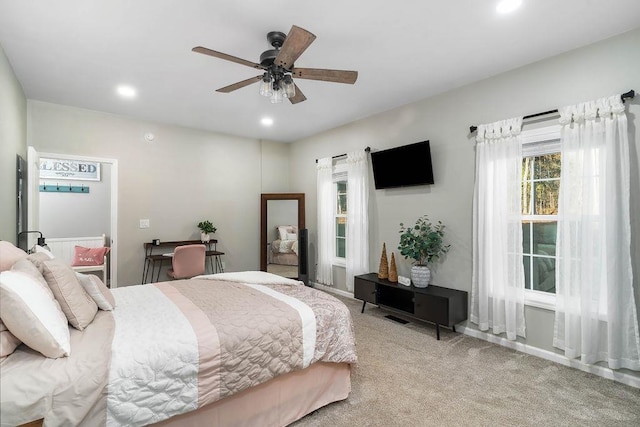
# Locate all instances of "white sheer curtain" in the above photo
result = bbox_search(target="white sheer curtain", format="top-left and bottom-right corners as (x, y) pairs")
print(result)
(316, 157), (334, 286)
(345, 150), (369, 291)
(471, 117), (526, 340)
(553, 95), (640, 370)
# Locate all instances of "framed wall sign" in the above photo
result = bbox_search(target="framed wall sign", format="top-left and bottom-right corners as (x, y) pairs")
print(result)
(39, 157), (101, 181)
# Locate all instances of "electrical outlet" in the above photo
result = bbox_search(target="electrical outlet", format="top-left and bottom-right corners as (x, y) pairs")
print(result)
(139, 219), (150, 229)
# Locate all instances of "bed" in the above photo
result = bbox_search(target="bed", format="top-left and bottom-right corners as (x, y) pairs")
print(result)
(268, 225), (299, 267)
(0, 242), (357, 427)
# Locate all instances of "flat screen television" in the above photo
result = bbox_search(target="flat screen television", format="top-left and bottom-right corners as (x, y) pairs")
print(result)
(370, 140), (434, 189)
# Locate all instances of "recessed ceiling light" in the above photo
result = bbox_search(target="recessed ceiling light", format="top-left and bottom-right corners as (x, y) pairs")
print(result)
(261, 117), (274, 127)
(116, 85), (137, 98)
(496, 0), (522, 14)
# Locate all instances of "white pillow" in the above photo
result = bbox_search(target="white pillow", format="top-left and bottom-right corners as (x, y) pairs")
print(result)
(0, 319), (22, 359)
(0, 241), (28, 272)
(278, 225), (294, 241)
(75, 272), (116, 311)
(0, 271), (70, 358)
(35, 244), (56, 259)
(286, 233), (298, 241)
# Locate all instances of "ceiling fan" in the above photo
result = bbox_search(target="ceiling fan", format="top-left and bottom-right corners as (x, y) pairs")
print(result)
(192, 25), (358, 104)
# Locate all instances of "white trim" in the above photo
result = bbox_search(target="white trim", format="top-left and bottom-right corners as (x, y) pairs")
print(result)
(35, 150), (119, 288)
(458, 325), (639, 388)
(521, 125), (561, 144)
(314, 283), (640, 388)
(524, 289), (555, 311)
(311, 281), (356, 300)
(316, 282), (638, 388)
(332, 258), (346, 268)
(521, 125), (561, 309)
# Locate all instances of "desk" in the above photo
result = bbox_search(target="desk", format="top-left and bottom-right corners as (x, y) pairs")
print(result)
(142, 240), (224, 283)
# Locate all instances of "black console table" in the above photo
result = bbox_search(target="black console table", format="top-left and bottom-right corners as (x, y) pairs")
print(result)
(354, 273), (468, 340)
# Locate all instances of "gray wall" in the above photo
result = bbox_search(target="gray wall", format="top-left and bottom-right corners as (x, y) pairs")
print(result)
(0, 45), (27, 242)
(39, 162), (111, 239)
(26, 101), (287, 286)
(260, 140), (291, 193)
(289, 28), (640, 365)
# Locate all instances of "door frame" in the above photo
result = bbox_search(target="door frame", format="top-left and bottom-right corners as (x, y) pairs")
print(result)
(27, 148), (119, 287)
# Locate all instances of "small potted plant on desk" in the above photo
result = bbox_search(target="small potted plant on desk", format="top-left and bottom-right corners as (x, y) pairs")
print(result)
(398, 215), (450, 288)
(197, 220), (217, 243)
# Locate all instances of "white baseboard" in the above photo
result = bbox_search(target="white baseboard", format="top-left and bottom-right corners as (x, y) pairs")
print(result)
(313, 282), (639, 388)
(311, 281), (356, 300)
(457, 325), (639, 389)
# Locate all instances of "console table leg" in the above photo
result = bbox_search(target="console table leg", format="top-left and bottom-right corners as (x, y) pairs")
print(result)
(361, 301), (367, 313)
(452, 325), (456, 333)
(436, 324), (440, 340)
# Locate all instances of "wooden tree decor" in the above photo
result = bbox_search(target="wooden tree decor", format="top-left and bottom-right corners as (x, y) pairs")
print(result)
(378, 242), (389, 279)
(389, 252), (398, 282)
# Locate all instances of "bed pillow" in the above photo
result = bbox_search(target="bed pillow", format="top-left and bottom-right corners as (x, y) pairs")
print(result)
(11, 257), (51, 292)
(0, 241), (28, 272)
(277, 225), (294, 241)
(286, 233), (298, 241)
(34, 244), (56, 259)
(0, 319), (22, 359)
(75, 273), (115, 311)
(40, 259), (98, 330)
(0, 270), (70, 358)
(27, 252), (56, 279)
(72, 246), (110, 266)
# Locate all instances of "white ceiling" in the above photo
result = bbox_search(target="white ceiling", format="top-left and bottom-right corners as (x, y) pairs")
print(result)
(1, 1), (639, 142)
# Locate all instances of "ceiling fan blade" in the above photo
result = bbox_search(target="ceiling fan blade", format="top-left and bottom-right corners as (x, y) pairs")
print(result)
(291, 67), (358, 84)
(288, 84), (307, 104)
(216, 75), (263, 93)
(192, 46), (264, 70)
(275, 25), (316, 69)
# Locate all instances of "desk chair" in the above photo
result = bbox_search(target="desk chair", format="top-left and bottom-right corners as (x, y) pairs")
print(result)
(167, 244), (206, 279)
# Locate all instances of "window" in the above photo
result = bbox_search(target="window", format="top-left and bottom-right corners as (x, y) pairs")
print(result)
(335, 180), (347, 261)
(521, 126), (561, 309)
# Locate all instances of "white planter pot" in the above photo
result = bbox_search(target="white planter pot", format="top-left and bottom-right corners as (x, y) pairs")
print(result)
(411, 265), (431, 288)
(200, 232), (211, 243)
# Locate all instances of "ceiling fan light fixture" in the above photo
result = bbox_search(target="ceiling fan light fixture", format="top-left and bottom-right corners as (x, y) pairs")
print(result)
(193, 25), (357, 105)
(282, 75), (296, 98)
(259, 73), (273, 97)
(270, 86), (284, 104)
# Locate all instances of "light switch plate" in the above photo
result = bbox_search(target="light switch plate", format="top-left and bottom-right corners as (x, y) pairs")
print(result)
(139, 219), (150, 229)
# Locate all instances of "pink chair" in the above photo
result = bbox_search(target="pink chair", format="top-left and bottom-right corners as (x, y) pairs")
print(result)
(167, 244), (206, 279)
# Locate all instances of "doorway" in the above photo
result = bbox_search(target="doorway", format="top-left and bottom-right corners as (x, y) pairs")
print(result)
(27, 147), (119, 287)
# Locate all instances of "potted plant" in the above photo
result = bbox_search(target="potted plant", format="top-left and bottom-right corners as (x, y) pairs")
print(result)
(197, 220), (217, 243)
(398, 215), (450, 288)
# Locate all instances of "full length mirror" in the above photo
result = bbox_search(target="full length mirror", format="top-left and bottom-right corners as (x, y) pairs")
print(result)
(260, 193), (305, 279)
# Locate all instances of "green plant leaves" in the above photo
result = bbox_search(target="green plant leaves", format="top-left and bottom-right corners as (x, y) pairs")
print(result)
(397, 215), (450, 266)
(197, 220), (217, 234)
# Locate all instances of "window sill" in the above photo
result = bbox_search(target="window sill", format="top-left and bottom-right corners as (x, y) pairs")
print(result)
(332, 259), (346, 268)
(524, 290), (556, 311)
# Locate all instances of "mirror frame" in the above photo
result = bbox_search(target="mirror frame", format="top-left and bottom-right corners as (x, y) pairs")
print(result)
(260, 193), (305, 274)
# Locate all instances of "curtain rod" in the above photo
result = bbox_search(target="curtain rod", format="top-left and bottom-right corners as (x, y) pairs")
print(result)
(315, 146), (371, 163)
(468, 89), (635, 134)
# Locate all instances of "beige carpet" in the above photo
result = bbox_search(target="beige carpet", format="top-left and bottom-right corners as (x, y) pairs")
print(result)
(293, 295), (640, 427)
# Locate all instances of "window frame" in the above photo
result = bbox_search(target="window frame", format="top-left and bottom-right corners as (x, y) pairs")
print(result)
(332, 163), (348, 267)
(520, 125), (561, 311)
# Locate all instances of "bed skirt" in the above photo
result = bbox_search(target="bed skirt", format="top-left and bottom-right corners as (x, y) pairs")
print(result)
(152, 361), (351, 427)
